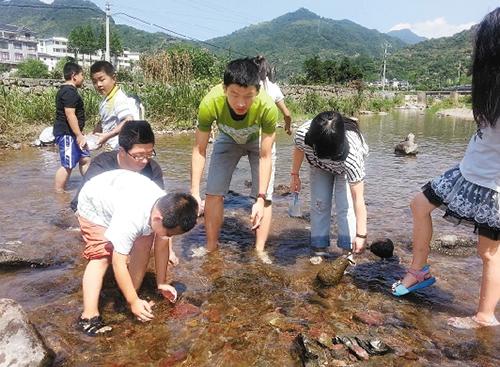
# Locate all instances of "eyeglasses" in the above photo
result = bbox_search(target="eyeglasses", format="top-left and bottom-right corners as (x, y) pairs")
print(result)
(126, 149), (156, 161)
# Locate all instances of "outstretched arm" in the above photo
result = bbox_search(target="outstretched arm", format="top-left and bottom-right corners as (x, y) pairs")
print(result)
(290, 147), (304, 192)
(350, 181), (367, 253)
(191, 128), (210, 213)
(251, 132), (275, 230)
(275, 100), (292, 135)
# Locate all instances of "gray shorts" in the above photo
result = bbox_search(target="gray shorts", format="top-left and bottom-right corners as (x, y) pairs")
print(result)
(206, 133), (275, 201)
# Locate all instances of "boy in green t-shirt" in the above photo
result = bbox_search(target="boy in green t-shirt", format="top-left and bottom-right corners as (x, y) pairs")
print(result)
(191, 58), (279, 263)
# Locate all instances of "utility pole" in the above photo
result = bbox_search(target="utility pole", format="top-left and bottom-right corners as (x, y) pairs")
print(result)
(105, 1), (111, 62)
(381, 42), (390, 91)
(457, 61), (461, 85)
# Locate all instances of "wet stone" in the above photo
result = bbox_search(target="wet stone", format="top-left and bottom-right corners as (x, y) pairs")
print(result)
(294, 333), (331, 367)
(442, 340), (482, 360)
(369, 238), (394, 259)
(316, 256), (350, 287)
(169, 302), (201, 319)
(352, 310), (385, 326)
(0, 246), (52, 269)
(430, 235), (476, 257)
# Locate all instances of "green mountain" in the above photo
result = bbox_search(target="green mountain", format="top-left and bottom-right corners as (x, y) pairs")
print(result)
(387, 27), (474, 89)
(386, 29), (427, 45)
(206, 8), (406, 78)
(0, 0), (179, 51)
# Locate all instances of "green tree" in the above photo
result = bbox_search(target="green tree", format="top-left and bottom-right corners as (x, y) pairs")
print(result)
(51, 56), (76, 79)
(98, 25), (124, 57)
(303, 56), (323, 84)
(16, 59), (49, 78)
(68, 25), (98, 63)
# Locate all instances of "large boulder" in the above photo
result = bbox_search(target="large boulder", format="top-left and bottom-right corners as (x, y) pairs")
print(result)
(0, 299), (55, 367)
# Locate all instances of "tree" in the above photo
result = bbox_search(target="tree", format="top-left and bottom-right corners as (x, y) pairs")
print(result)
(52, 56), (76, 79)
(16, 59), (49, 78)
(68, 25), (99, 64)
(303, 56), (323, 84)
(98, 25), (123, 57)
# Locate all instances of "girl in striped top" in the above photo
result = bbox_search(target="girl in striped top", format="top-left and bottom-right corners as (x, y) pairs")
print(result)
(290, 111), (369, 254)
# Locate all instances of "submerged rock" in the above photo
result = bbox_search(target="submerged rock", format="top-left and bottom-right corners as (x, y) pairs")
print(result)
(352, 310), (385, 326)
(333, 336), (369, 360)
(316, 255), (351, 286)
(394, 133), (418, 155)
(294, 333), (331, 367)
(430, 235), (476, 257)
(0, 298), (55, 366)
(369, 238), (394, 259)
(442, 340), (482, 360)
(0, 247), (51, 269)
(333, 335), (393, 359)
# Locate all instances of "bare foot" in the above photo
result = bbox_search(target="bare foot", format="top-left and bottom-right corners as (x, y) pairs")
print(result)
(169, 250), (179, 266)
(448, 315), (499, 329)
(256, 250), (273, 264)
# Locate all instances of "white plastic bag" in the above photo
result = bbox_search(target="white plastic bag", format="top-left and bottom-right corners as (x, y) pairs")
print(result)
(288, 192), (302, 217)
(85, 134), (100, 151)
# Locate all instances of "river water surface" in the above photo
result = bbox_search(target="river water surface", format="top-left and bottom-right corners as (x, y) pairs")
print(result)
(0, 110), (498, 366)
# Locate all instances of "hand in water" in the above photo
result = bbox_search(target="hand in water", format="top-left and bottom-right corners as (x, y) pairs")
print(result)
(131, 298), (155, 322)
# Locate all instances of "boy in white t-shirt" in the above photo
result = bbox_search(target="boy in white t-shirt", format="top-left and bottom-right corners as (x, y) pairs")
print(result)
(76, 170), (198, 336)
(90, 61), (140, 150)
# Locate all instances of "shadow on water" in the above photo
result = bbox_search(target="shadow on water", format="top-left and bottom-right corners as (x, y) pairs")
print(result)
(0, 111), (498, 366)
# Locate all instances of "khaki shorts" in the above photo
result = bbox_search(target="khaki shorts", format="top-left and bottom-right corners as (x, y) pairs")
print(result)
(78, 216), (154, 260)
(206, 133), (276, 201)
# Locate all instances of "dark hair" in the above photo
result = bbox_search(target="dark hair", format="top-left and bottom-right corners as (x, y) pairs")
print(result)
(223, 58), (261, 90)
(472, 7), (500, 128)
(63, 62), (82, 80)
(156, 192), (198, 232)
(90, 60), (115, 77)
(305, 111), (363, 161)
(118, 120), (155, 151)
(253, 55), (276, 83)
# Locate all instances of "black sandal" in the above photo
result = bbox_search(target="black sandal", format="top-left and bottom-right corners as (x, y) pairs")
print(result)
(77, 315), (112, 336)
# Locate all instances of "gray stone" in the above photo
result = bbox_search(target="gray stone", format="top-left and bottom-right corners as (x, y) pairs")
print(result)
(0, 298), (55, 367)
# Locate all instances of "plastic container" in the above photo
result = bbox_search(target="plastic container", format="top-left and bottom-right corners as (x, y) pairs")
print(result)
(86, 134), (100, 151)
(288, 192), (302, 217)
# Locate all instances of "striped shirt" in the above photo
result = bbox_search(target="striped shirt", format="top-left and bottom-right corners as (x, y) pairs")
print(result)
(294, 120), (369, 183)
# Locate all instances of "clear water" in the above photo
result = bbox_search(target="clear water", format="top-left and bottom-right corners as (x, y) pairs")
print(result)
(0, 110), (498, 366)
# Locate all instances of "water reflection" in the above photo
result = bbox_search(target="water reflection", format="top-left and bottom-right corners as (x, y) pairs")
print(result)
(1, 111), (498, 366)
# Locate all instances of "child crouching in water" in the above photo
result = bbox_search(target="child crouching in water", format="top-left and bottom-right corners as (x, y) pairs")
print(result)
(392, 7), (500, 329)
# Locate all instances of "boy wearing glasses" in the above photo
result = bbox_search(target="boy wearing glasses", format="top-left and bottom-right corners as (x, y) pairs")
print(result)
(76, 170), (198, 336)
(191, 58), (279, 263)
(71, 121), (180, 264)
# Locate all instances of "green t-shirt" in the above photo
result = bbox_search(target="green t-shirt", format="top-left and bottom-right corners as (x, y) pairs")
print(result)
(197, 84), (278, 144)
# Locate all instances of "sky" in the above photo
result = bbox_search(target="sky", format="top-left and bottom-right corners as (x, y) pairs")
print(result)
(41, 0), (499, 41)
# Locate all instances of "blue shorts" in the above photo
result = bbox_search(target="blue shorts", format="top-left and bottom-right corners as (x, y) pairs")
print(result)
(56, 135), (90, 169)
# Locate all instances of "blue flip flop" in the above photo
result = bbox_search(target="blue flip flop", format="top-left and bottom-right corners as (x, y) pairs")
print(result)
(392, 264), (436, 296)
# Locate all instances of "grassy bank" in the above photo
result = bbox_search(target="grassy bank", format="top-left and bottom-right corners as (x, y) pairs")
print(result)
(0, 83), (404, 146)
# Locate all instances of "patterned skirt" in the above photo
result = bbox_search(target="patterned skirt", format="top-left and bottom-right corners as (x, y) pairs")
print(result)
(423, 165), (500, 240)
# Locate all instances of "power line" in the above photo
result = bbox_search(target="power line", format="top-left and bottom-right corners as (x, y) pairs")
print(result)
(114, 12), (249, 57)
(0, 4), (102, 12)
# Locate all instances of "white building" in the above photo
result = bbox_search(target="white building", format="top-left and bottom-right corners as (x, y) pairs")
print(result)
(38, 36), (140, 71)
(0, 23), (38, 67)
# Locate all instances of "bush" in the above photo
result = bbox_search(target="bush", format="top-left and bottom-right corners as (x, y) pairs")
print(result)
(16, 59), (49, 79)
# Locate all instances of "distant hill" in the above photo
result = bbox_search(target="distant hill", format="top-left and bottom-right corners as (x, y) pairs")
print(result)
(206, 8), (407, 78)
(386, 29), (426, 45)
(388, 27), (474, 89)
(0, 0), (179, 51)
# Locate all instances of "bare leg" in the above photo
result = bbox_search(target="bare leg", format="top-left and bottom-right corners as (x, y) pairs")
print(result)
(401, 192), (438, 288)
(168, 238), (179, 266)
(255, 202), (272, 252)
(475, 235), (500, 322)
(204, 194), (224, 252)
(54, 166), (72, 193)
(79, 156), (91, 176)
(128, 234), (154, 290)
(82, 257), (110, 318)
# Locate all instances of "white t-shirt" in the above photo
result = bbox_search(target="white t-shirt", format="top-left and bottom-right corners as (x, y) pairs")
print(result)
(460, 123), (500, 192)
(295, 120), (369, 183)
(77, 169), (165, 255)
(261, 77), (284, 103)
(99, 86), (140, 150)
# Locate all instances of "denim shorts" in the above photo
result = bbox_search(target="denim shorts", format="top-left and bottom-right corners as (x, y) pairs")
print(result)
(55, 135), (90, 169)
(206, 133), (275, 201)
